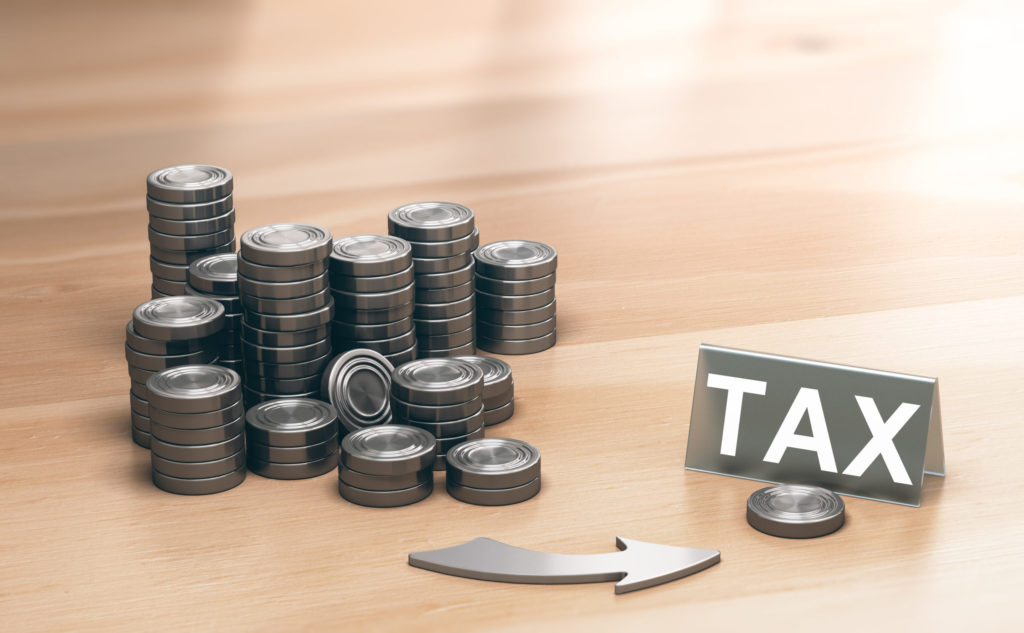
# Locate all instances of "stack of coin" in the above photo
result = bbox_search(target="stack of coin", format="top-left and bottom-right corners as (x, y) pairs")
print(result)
(455, 356), (515, 426)
(474, 240), (557, 355)
(147, 365), (246, 495)
(186, 253), (243, 373)
(245, 398), (339, 479)
(126, 296), (225, 448)
(328, 235), (416, 367)
(338, 425), (436, 507)
(238, 224), (334, 407)
(146, 165), (236, 297)
(320, 349), (395, 433)
(445, 438), (541, 505)
(390, 358), (485, 470)
(387, 202), (479, 358)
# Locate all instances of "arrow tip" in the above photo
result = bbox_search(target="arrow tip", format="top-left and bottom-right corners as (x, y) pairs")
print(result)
(612, 537), (720, 594)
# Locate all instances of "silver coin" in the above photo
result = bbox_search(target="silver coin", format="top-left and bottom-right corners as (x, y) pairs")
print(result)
(391, 358), (483, 405)
(240, 224), (332, 267)
(475, 272), (555, 296)
(413, 312), (474, 337)
(320, 349), (395, 433)
(147, 165), (233, 204)
(241, 322), (328, 347)
(242, 299), (334, 331)
(216, 358), (245, 372)
(432, 452), (447, 471)
(331, 265), (413, 294)
(149, 399), (243, 430)
(434, 425), (485, 454)
(477, 299), (556, 326)
(131, 424), (151, 449)
(414, 260), (474, 289)
(130, 392), (149, 417)
(483, 399), (514, 426)
(382, 344), (417, 368)
(149, 257), (189, 282)
(417, 342), (476, 358)
(417, 327), (474, 350)
(151, 415), (244, 445)
(238, 271), (327, 299)
(125, 344), (214, 372)
(242, 386), (319, 408)
(475, 287), (554, 311)
(133, 296), (225, 341)
(339, 466), (431, 492)
(340, 424), (436, 476)
(146, 365), (241, 413)
(148, 226), (235, 252)
(334, 329), (416, 356)
(241, 337), (330, 364)
(390, 395), (482, 422)
(152, 465), (245, 495)
(399, 405), (484, 439)
(149, 209), (235, 236)
(150, 433), (244, 463)
(453, 355), (513, 400)
(339, 301), (412, 325)
(147, 193), (233, 220)
(187, 253), (238, 295)
(329, 234), (412, 277)
(746, 484), (846, 539)
(127, 364), (155, 384)
(474, 240), (557, 281)
(244, 397), (338, 447)
(332, 316), (412, 341)
(415, 280), (474, 304)
(406, 227), (479, 258)
(413, 294), (474, 320)
(183, 285), (241, 313)
(246, 352), (332, 380)
(411, 251), (472, 274)
(477, 329), (556, 355)
(150, 241), (236, 266)
(339, 478), (433, 507)
(330, 283), (414, 311)
(247, 435), (339, 464)
(131, 410), (151, 433)
(243, 373), (323, 396)
(477, 316), (555, 341)
(237, 255), (326, 283)
(151, 276), (187, 296)
(242, 287), (330, 315)
(248, 453), (339, 480)
(447, 476), (540, 506)
(445, 438), (539, 489)
(130, 380), (149, 400)
(388, 202), (474, 242)
(152, 449), (245, 480)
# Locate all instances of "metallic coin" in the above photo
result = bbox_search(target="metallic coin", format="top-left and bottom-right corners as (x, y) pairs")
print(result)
(340, 301), (412, 325)
(339, 466), (431, 492)
(151, 276), (187, 296)
(474, 240), (557, 281)
(217, 358), (245, 372)
(150, 257), (189, 282)
(329, 234), (412, 277)
(341, 424), (436, 476)
(484, 399), (514, 426)
(415, 280), (474, 305)
(237, 255), (326, 283)
(245, 397), (338, 447)
(415, 260), (474, 289)
(151, 285), (171, 299)
(248, 452), (339, 480)
(435, 425), (485, 454)
(417, 327), (475, 350)
(330, 283), (414, 311)
(146, 365), (241, 413)
(413, 312), (474, 336)
(406, 227), (479, 258)
(125, 344), (214, 372)
(131, 410), (151, 433)
(148, 226), (235, 252)
(152, 465), (245, 495)
(130, 392), (149, 417)
(334, 329), (417, 356)
(150, 433), (244, 463)
(332, 316), (412, 341)
(477, 316), (555, 341)
(417, 342), (476, 358)
(445, 438), (539, 489)
(746, 484), (846, 539)
(242, 299), (334, 332)
(241, 322), (328, 347)
(131, 424), (151, 449)
(130, 380), (148, 400)
(247, 435), (339, 464)
(399, 405), (484, 439)
(149, 209), (234, 236)
(238, 271), (327, 299)
(241, 337), (330, 364)
(150, 241), (235, 266)
(477, 299), (556, 326)
(391, 358), (483, 405)
(182, 285), (241, 312)
(339, 478), (433, 507)
(151, 415), (244, 445)
(133, 296), (225, 341)
(447, 476), (540, 506)
(128, 364), (156, 384)
(243, 373), (324, 395)
(147, 193), (233, 220)
(383, 344), (417, 368)
(242, 288), (330, 315)
(320, 349), (394, 432)
(331, 265), (413, 294)
(242, 386), (319, 409)
(432, 453), (447, 472)
(147, 165), (233, 204)
(391, 395), (482, 422)
(475, 272), (555, 296)
(240, 224), (332, 266)
(247, 352), (332, 380)
(152, 449), (245, 480)
(414, 295), (474, 320)
(477, 330), (556, 355)
(149, 399), (243, 430)
(475, 287), (555, 312)
(453, 355), (513, 400)
(388, 202), (475, 242)
(187, 253), (238, 295)
(411, 252), (472, 274)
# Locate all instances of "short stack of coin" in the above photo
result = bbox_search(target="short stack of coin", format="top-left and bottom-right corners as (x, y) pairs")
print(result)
(474, 240), (557, 355)
(146, 165), (236, 297)
(238, 224), (334, 407)
(321, 349), (395, 433)
(339, 425), (436, 507)
(387, 202), (479, 358)
(147, 365), (246, 495)
(186, 253), (243, 373)
(446, 438), (541, 505)
(390, 358), (485, 470)
(245, 398), (339, 479)
(328, 235), (416, 367)
(126, 296), (225, 448)
(456, 356), (515, 426)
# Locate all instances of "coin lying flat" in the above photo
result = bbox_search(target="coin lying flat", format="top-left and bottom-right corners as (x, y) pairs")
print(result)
(151, 242), (236, 266)
(241, 338), (331, 364)
(152, 465), (246, 495)
(417, 327), (474, 350)
(475, 288), (554, 312)
(332, 316), (413, 341)
(414, 312), (474, 336)
(339, 478), (433, 507)
(330, 234), (412, 277)
(148, 226), (235, 252)
(475, 272), (556, 296)
(746, 484), (845, 539)
(245, 397), (338, 447)
(331, 265), (413, 294)
(131, 424), (151, 449)
(150, 433), (244, 463)
(125, 345), (215, 372)
(243, 374), (323, 396)
(241, 224), (333, 267)
(187, 253), (238, 295)
(391, 358), (484, 406)
(388, 202), (475, 242)
(390, 395), (483, 422)
(147, 194), (233, 221)
(483, 399), (514, 426)
(477, 330), (556, 356)
(414, 260), (474, 289)
(406, 227), (479, 258)
(445, 438), (539, 489)
(415, 280), (474, 304)
(398, 405), (484, 439)
(446, 476), (540, 506)
(477, 317), (555, 341)
(151, 449), (245, 480)
(241, 322), (328, 348)
(148, 399), (243, 430)
(330, 283), (415, 311)
(247, 352), (332, 380)
(413, 294), (474, 320)
(151, 416), (244, 446)
(248, 453), (339, 480)
(383, 344), (417, 368)
(248, 435), (338, 464)
(339, 302), (413, 325)
(242, 299), (334, 332)
(242, 288), (330, 315)
(411, 252), (472, 274)
(150, 257), (189, 282)
(453, 356), (513, 401)
(237, 255), (326, 283)
(146, 365), (241, 413)
(417, 342), (476, 359)
(147, 165), (233, 204)
(338, 466), (431, 492)
(334, 329), (416, 356)
(341, 424), (436, 476)
(320, 349), (395, 433)
(151, 276), (187, 296)
(477, 300), (556, 326)
(149, 209), (235, 236)
(473, 240), (557, 281)
(133, 296), (225, 341)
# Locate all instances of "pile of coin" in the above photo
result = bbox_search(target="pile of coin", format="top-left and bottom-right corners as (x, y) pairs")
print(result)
(146, 165), (236, 298)
(388, 202), (479, 358)
(474, 240), (557, 355)
(186, 253), (243, 373)
(390, 358), (486, 470)
(328, 235), (416, 367)
(126, 296), (225, 448)
(320, 349), (395, 433)
(238, 224), (334, 407)
(147, 365), (246, 495)
(339, 425), (436, 507)
(245, 398), (339, 479)
(456, 356), (515, 426)
(445, 438), (541, 505)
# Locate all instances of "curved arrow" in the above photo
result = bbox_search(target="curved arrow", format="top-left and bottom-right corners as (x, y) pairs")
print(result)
(409, 537), (720, 594)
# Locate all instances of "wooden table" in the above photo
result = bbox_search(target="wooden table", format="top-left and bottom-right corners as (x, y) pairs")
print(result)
(2, 2), (1022, 630)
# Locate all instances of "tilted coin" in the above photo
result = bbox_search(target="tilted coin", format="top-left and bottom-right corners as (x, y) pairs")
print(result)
(337, 301), (412, 325)
(445, 438), (539, 489)
(406, 227), (479, 258)
(149, 209), (234, 236)
(330, 283), (414, 311)
(390, 358), (484, 405)
(247, 352), (332, 380)
(242, 287), (330, 315)
(126, 321), (212, 358)
(125, 344), (214, 372)
(340, 424), (436, 476)
(413, 312), (474, 337)
(188, 253), (239, 295)
(131, 410), (150, 433)
(329, 234), (412, 277)
(746, 484), (846, 539)
(388, 202), (474, 242)
(333, 329), (416, 356)
(146, 364), (241, 413)
(242, 299), (334, 332)
(133, 296), (225, 341)
(473, 240), (557, 281)
(242, 385), (319, 408)
(245, 397), (338, 447)
(147, 165), (233, 204)
(453, 355), (513, 400)
(241, 337), (331, 364)
(147, 226), (235, 252)
(320, 349), (395, 433)
(131, 424), (151, 449)
(382, 344), (417, 368)
(240, 224), (333, 267)
(477, 330), (556, 356)
(130, 392), (149, 417)
(242, 373), (323, 396)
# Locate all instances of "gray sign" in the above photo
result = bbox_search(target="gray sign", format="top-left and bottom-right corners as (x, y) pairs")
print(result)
(685, 344), (944, 506)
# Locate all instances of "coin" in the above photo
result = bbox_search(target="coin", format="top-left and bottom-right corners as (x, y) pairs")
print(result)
(150, 242), (236, 266)
(411, 252), (472, 274)
(390, 395), (482, 422)
(399, 405), (484, 438)
(334, 329), (416, 356)
(147, 194), (233, 220)
(131, 424), (151, 448)
(150, 257), (189, 282)
(237, 255), (326, 283)
(414, 312), (474, 337)
(149, 209), (234, 236)
(240, 224), (332, 266)
(151, 277), (187, 296)
(329, 234), (412, 277)
(183, 285), (241, 312)
(483, 399), (514, 426)
(477, 316), (555, 341)
(340, 424), (436, 476)
(151, 449), (245, 480)
(150, 433), (244, 463)
(133, 296), (225, 341)
(339, 466), (431, 492)
(152, 465), (245, 495)
(453, 356), (513, 401)
(417, 342), (476, 358)
(242, 299), (334, 331)
(243, 373), (323, 395)
(475, 272), (555, 296)
(242, 288), (330, 315)
(131, 410), (150, 433)
(147, 165), (233, 203)
(247, 435), (339, 464)
(130, 381), (149, 400)
(241, 322), (329, 347)
(413, 294), (474, 320)
(332, 316), (412, 341)
(446, 476), (540, 506)
(246, 352), (332, 380)
(148, 226), (235, 252)
(388, 202), (474, 242)
(414, 260), (474, 289)
(130, 393), (149, 417)
(475, 288), (554, 312)
(417, 327), (474, 350)
(187, 253), (238, 295)
(146, 365), (241, 413)
(320, 349), (395, 433)
(125, 345), (214, 372)
(445, 438), (539, 489)
(242, 386), (319, 408)
(241, 337), (331, 364)
(238, 272), (328, 300)
(391, 358), (484, 405)
(473, 240), (557, 281)
(382, 344), (416, 368)
(248, 453), (339, 479)
(330, 283), (415, 311)
(245, 397), (338, 447)
(415, 280), (474, 304)
(330, 265), (413, 294)
(336, 302), (412, 325)
(338, 478), (433, 507)
(127, 364), (156, 384)
(406, 227), (479, 258)
(434, 425), (485, 454)
(149, 399), (243, 430)
(746, 484), (846, 539)
(151, 415), (244, 445)
(477, 300), (556, 326)
(477, 330), (556, 355)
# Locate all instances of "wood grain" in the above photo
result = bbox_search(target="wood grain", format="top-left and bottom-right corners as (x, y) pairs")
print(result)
(1, 1), (1022, 631)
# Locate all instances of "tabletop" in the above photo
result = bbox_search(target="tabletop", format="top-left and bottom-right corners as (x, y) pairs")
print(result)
(2, 2), (1022, 631)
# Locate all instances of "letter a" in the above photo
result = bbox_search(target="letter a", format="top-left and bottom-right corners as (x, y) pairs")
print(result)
(764, 388), (837, 472)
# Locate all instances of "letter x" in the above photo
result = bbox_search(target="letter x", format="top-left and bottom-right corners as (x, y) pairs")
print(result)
(842, 396), (919, 485)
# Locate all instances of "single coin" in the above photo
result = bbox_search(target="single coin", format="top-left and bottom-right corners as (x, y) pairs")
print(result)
(484, 399), (515, 426)
(475, 288), (554, 312)
(148, 226), (235, 252)
(332, 316), (412, 341)
(147, 165), (233, 203)
(242, 386), (319, 408)
(334, 329), (416, 356)
(245, 397), (338, 447)
(329, 234), (412, 277)
(125, 345), (215, 372)
(127, 364), (156, 384)
(477, 316), (555, 341)
(182, 285), (241, 313)
(247, 435), (339, 464)
(240, 224), (332, 267)
(414, 260), (474, 289)
(388, 202), (474, 242)
(150, 433), (244, 463)
(131, 380), (149, 400)
(330, 283), (414, 311)
(248, 453), (339, 480)
(242, 287), (329, 315)
(474, 240), (557, 281)
(338, 302), (412, 325)
(746, 484), (846, 539)
(406, 227), (479, 258)
(399, 405), (484, 439)
(151, 415), (244, 445)
(152, 449), (245, 480)
(130, 392), (149, 417)
(247, 352), (332, 380)
(477, 300), (556, 326)
(411, 251), (472, 274)
(413, 312), (474, 336)
(391, 358), (484, 406)
(383, 344), (417, 368)
(152, 465), (245, 495)
(151, 277), (187, 296)
(187, 253), (238, 295)
(339, 478), (433, 507)
(150, 241), (236, 266)
(445, 438), (539, 489)
(217, 358), (245, 372)
(413, 294), (474, 320)
(133, 296), (225, 341)
(415, 280), (474, 304)
(453, 355), (513, 400)
(320, 349), (394, 432)
(147, 194), (233, 220)
(339, 466), (431, 492)
(241, 322), (328, 347)
(149, 209), (235, 236)
(447, 476), (540, 506)
(434, 425), (485, 454)
(417, 342), (476, 358)
(391, 395), (482, 422)
(150, 257), (189, 282)
(237, 255), (326, 283)
(331, 265), (413, 294)
(475, 272), (555, 296)
(340, 424), (436, 476)
(146, 365), (241, 413)
(417, 327), (474, 350)
(238, 271), (328, 299)
(477, 330), (556, 355)
(243, 373), (323, 395)
(149, 399), (244, 430)
(241, 337), (330, 364)
(242, 299), (334, 332)
(131, 410), (151, 433)
(131, 424), (151, 449)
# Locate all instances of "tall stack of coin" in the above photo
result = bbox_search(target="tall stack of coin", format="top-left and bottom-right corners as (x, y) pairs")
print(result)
(147, 365), (246, 495)
(245, 398), (339, 480)
(390, 358), (485, 470)
(238, 224), (334, 407)
(456, 356), (515, 426)
(339, 425), (436, 507)
(126, 296), (225, 448)
(320, 349), (395, 433)
(146, 165), (236, 297)
(387, 202), (479, 358)
(474, 240), (557, 355)
(186, 253), (243, 373)
(445, 438), (541, 505)
(328, 235), (416, 367)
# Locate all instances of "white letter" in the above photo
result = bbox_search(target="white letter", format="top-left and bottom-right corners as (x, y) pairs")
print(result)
(842, 396), (918, 485)
(706, 373), (767, 456)
(764, 388), (837, 472)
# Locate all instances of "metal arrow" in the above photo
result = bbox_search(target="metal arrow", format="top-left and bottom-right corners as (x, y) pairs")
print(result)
(408, 537), (720, 594)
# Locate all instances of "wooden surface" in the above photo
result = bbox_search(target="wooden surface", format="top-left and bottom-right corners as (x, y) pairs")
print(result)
(2, 2), (1023, 631)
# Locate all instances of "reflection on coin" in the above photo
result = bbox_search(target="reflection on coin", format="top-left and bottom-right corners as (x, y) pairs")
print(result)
(746, 484), (845, 539)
